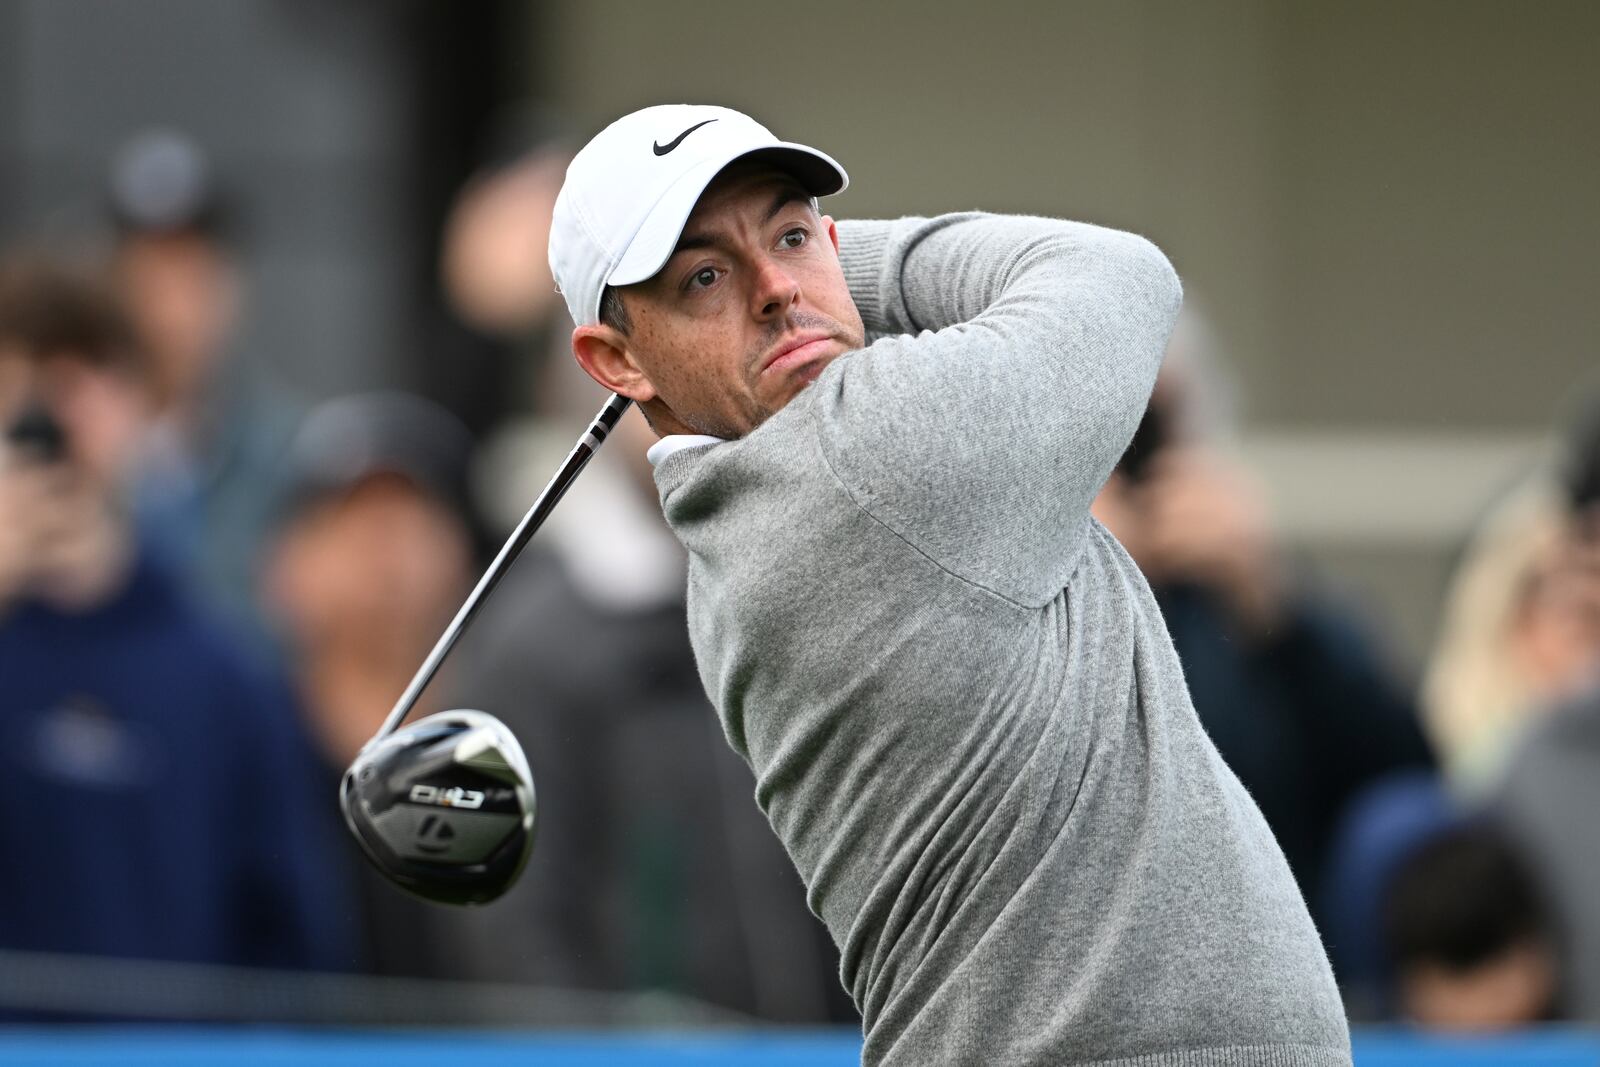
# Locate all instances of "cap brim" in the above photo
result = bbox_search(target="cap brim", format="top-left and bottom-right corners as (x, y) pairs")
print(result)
(607, 142), (848, 290)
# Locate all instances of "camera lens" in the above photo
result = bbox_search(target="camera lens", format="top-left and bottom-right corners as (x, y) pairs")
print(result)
(5, 404), (68, 463)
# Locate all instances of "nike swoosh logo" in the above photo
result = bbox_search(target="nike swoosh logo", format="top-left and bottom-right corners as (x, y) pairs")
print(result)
(653, 119), (717, 156)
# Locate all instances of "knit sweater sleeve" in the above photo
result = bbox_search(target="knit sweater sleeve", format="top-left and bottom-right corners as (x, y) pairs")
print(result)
(812, 213), (1182, 605)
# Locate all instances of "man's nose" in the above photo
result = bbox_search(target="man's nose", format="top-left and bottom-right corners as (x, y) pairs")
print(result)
(751, 257), (800, 320)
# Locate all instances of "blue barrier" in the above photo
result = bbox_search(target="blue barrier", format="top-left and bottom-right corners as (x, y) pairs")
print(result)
(1353, 1028), (1600, 1066)
(2, 1027), (1599, 1066)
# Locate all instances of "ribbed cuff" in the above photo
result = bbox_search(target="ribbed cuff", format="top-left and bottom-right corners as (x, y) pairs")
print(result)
(1064, 1045), (1350, 1067)
(835, 218), (902, 334)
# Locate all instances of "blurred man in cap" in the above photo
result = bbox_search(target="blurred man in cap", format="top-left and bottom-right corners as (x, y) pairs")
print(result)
(264, 391), (477, 977)
(550, 104), (1350, 1065)
(109, 128), (301, 644)
(266, 391), (476, 767)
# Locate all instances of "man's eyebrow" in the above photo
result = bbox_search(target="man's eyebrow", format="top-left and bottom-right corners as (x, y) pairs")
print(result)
(672, 232), (718, 255)
(762, 186), (810, 224)
(669, 186), (813, 258)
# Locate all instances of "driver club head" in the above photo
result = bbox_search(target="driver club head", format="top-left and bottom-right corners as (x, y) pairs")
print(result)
(340, 709), (536, 906)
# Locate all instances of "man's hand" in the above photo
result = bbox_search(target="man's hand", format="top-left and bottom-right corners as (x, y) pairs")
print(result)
(0, 455), (129, 612)
(1515, 507), (1600, 700)
(0, 456), (51, 607)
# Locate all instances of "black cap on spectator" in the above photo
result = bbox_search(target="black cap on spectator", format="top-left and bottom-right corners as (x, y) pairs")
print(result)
(107, 129), (225, 237)
(1381, 820), (1552, 975)
(281, 393), (475, 522)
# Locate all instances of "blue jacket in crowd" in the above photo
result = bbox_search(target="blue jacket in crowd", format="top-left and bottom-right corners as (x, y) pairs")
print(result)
(0, 548), (355, 979)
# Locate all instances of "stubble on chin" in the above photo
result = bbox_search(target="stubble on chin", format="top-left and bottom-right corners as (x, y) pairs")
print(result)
(666, 311), (853, 440)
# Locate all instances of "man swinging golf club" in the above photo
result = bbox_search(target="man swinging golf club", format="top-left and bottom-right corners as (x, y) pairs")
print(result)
(550, 105), (1352, 1066)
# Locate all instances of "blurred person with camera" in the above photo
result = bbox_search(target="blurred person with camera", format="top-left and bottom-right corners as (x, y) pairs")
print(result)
(0, 257), (351, 1011)
(262, 392), (479, 978)
(108, 129), (301, 646)
(1091, 311), (1432, 917)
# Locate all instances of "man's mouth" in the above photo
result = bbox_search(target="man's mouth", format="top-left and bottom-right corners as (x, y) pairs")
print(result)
(760, 332), (835, 377)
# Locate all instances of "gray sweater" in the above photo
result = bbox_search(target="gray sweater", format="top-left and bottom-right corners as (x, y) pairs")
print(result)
(652, 214), (1351, 1065)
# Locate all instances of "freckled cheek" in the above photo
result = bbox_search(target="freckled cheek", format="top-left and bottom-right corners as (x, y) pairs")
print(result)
(798, 266), (853, 323)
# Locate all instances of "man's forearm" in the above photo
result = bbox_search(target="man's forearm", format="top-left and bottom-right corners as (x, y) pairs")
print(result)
(836, 212), (1180, 348)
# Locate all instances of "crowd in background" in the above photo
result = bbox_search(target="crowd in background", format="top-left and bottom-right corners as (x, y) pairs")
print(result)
(0, 129), (1596, 1033)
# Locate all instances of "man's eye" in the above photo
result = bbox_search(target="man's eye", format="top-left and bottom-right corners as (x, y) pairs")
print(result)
(779, 228), (807, 249)
(690, 268), (717, 289)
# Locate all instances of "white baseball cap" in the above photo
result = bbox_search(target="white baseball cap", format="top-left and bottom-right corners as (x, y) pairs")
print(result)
(549, 104), (848, 327)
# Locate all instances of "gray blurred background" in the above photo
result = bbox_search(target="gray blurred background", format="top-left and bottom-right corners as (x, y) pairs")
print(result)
(2, 0), (1596, 658)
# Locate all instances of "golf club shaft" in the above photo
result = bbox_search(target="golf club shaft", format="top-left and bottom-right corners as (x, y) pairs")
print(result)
(374, 391), (634, 742)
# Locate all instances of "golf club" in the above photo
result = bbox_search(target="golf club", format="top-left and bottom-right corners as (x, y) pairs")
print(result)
(340, 391), (633, 905)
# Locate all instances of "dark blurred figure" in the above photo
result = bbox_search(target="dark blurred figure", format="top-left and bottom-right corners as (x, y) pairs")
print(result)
(435, 403), (854, 1022)
(1092, 311), (1432, 915)
(1382, 821), (1560, 1030)
(1493, 391), (1600, 1020)
(440, 141), (568, 345)
(262, 392), (476, 977)
(108, 129), (301, 643)
(431, 130), (574, 435)
(0, 257), (350, 1007)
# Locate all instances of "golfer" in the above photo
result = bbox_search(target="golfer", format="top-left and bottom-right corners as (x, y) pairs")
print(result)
(550, 104), (1351, 1066)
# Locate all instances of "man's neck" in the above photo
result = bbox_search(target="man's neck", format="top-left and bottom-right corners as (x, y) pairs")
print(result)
(28, 509), (134, 614)
(300, 650), (438, 766)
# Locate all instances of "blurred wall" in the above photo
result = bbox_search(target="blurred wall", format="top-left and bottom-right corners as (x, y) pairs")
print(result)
(0, 0), (425, 396)
(532, 0), (1600, 659)
(0, 0), (1592, 658)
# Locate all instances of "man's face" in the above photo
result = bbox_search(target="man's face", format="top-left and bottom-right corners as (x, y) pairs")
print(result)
(575, 165), (865, 438)
(267, 475), (472, 655)
(114, 232), (237, 406)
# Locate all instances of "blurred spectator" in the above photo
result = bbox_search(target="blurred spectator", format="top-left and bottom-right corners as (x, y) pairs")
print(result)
(1492, 395), (1600, 1020)
(1382, 821), (1559, 1030)
(108, 129), (301, 643)
(1423, 389), (1600, 792)
(1319, 772), (1459, 1016)
(1420, 487), (1598, 790)
(262, 392), (477, 977)
(1092, 310), (1432, 912)
(0, 256), (351, 1006)
(435, 402), (854, 1022)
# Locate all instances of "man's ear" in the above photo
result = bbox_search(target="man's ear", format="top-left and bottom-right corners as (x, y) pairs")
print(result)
(822, 215), (840, 255)
(571, 325), (658, 403)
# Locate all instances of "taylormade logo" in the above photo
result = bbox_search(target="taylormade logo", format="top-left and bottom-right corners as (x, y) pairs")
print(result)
(409, 784), (485, 809)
